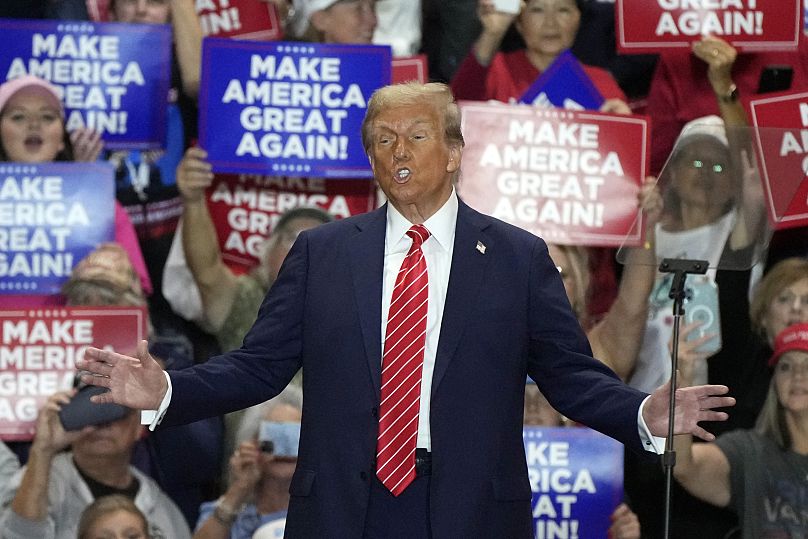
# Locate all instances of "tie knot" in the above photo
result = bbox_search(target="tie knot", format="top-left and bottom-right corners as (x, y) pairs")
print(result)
(407, 225), (430, 247)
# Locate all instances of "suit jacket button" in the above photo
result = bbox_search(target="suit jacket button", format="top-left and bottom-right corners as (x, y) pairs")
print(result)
(371, 407), (378, 418)
(360, 471), (368, 481)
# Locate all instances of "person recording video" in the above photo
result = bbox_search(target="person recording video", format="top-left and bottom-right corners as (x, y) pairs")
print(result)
(0, 383), (190, 539)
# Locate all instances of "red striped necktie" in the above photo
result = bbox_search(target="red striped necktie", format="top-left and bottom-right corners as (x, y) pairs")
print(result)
(376, 224), (430, 496)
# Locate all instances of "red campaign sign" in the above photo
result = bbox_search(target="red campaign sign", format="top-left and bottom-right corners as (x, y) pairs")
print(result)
(206, 175), (377, 273)
(391, 55), (429, 84)
(197, 0), (282, 41)
(458, 103), (649, 247)
(0, 306), (147, 441)
(616, 0), (801, 53)
(749, 92), (808, 229)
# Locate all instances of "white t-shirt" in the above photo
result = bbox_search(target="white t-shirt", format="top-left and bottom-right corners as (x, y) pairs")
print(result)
(628, 210), (737, 392)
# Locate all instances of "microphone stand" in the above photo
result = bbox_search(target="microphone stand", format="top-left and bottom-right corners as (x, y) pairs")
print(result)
(657, 258), (708, 539)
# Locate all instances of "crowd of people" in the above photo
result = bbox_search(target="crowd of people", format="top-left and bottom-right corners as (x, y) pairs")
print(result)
(0, 0), (807, 538)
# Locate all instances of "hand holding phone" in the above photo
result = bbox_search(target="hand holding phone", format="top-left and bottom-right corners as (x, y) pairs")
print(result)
(258, 421), (300, 457)
(684, 280), (722, 355)
(491, 0), (521, 14)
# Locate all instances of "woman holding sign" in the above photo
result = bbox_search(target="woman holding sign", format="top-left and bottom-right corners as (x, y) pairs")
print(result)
(0, 75), (151, 306)
(451, 0), (630, 114)
(450, 0), (635, 321)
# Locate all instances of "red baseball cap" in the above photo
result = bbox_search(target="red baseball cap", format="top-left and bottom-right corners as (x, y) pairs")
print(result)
(769, 323), (808, 367)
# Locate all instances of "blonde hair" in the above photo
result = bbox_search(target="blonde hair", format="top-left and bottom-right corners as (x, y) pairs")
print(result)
(754, 378), (790, 450)
(749, 258), (808, 339)
(77, 495), (149, 539)
(62, 243), (145, 307)
(550, 244), (591, 326)
(361, 82), (464, 155)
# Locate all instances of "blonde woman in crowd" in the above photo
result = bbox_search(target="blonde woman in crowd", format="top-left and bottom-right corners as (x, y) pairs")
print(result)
(77, 495), (152, 539)
(673, 322), (808, 539)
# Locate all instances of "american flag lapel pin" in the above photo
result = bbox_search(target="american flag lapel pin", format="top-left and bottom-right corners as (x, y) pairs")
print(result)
(476, 241), (486, 254)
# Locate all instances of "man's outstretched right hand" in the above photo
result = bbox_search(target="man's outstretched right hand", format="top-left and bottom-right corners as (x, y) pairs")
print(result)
(76, 340), (167, 411)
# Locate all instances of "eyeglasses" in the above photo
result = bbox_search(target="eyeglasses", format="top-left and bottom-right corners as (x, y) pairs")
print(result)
(689, 160), (726, 174)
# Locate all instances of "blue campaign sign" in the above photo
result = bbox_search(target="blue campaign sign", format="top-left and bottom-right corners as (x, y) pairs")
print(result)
(523, 426), (624, 539)
(198, 38), (392, 178)
(0, 162), (115, 295)
(519, 50), (604, 111)
(0, 18), (172, 150)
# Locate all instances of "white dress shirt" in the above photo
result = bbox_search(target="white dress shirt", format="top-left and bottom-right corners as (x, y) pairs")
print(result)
(381, 191), (457, 450)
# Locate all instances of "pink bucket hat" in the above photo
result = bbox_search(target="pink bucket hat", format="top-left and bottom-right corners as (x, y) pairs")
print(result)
(0, 75), (63, 116)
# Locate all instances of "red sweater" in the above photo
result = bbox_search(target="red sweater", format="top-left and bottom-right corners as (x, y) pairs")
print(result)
(451, 48), (627, 104)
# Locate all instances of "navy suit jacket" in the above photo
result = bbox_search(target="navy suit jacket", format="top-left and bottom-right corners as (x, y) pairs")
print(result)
(163, 199), (650, 538)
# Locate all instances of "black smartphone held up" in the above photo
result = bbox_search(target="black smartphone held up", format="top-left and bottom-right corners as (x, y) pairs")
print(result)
(58, 385), (129, 431)
(757, 65), (793, 94)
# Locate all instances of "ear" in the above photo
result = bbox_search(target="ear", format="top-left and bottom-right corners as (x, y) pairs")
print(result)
(446, 145), (462, 174)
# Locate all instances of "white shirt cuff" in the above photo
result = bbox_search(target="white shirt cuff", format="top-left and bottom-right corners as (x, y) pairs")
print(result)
(638, 395), (666, 454)
(139, 371), (172, 431)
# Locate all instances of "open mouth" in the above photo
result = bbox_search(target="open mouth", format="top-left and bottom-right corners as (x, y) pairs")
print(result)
(24, 134), (43, 151)
(394, 167), (411, 184)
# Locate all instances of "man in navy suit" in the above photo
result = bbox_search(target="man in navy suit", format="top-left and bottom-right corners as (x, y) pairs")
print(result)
(79, 82), (734, 538)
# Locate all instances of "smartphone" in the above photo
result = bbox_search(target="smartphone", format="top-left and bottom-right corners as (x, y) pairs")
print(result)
(684, 280), (722, 355)
(58, 385), (129, 431)
(492, 0), (521, 15)
(757, 65), (793, 94)
(258, 421), (300, 457)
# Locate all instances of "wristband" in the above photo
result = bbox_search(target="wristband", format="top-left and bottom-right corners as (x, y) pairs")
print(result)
(718, 83), (739, 103)
(212, 500), (238, 526)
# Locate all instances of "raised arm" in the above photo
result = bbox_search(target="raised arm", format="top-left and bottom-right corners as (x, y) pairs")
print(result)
(177, 147), (239, 331)
(672, 432), (732, 507)
(589, 177), (662, 380)
(170, 0), (203, 98)
(10, 392), (88, 522)
(192, 441), (261, 539)
(669, 362), (732, 507)
(450, 0), (518, 100)
(692, 36), (765, 250)
(472, 0), (517, 66)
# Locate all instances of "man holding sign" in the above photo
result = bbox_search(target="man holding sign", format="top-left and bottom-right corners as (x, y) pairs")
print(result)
(78, 82), (734, 538)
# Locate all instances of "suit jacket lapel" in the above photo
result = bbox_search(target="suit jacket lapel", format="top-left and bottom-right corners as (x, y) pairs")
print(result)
(431, 200), (491, 397)
(349, 205), (387, 400)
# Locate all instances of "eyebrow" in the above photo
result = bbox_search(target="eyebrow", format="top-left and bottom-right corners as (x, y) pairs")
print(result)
(5, 105), (61, 112)
(375, 118), (436, 130)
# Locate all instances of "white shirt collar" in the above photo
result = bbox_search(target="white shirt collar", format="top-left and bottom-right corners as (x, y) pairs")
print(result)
(385, 188), (458, 252)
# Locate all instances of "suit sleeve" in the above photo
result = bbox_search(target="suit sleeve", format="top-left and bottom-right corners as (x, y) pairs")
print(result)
(525, 238), (649, 452)
(159, 232), (310, 427)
